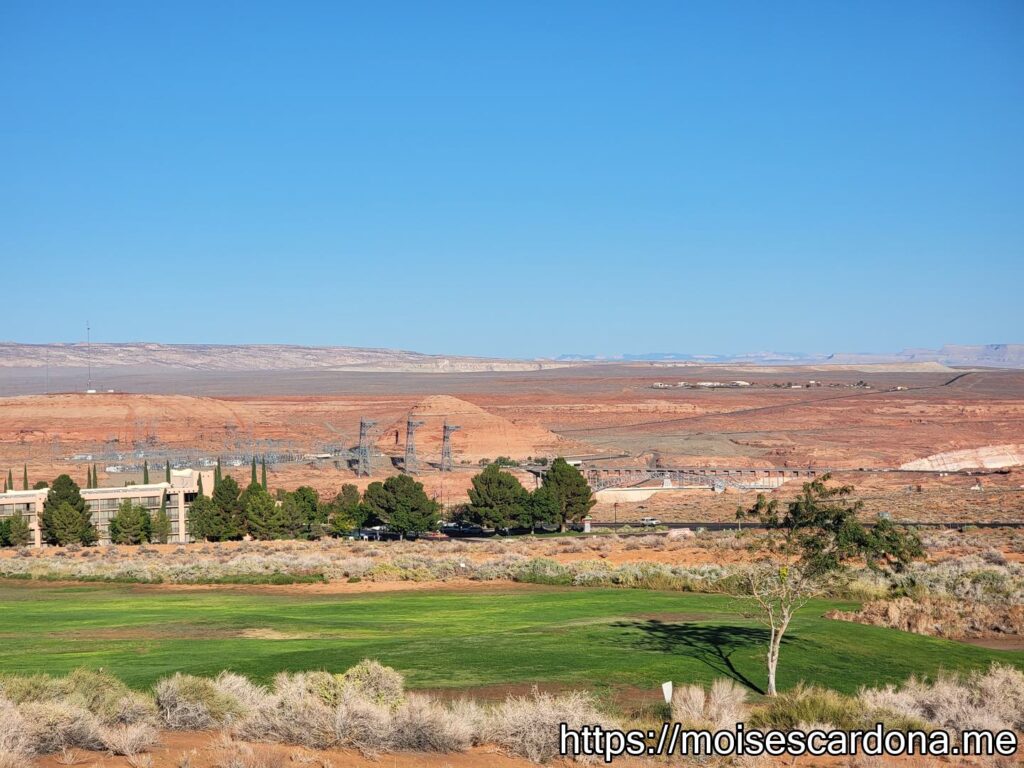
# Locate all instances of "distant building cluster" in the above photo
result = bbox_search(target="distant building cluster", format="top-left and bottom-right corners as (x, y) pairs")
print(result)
(650, 380), (752, 389)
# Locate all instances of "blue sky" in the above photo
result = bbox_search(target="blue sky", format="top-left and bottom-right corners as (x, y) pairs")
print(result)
(2, 1), (1021, 359)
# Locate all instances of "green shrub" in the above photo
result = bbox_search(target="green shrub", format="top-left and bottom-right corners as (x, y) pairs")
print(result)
(513, 558), (572, 586)
(750, 683), (863, 729)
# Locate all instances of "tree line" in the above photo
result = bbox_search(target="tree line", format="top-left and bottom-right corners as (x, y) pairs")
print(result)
(0, 458), (595, 547)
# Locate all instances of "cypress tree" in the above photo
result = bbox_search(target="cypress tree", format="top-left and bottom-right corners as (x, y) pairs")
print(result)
(197, 473), (205, 496)
(151, 498), (171, 544)
(6, 469), (12, 491)
(212, 475), (243, 538)
(165, 463), (171, 483)
(214, 459), (222, 489)
(261, 457), (268, 490)
(143, 460), (150, 485)
(251, 456), (258, 487)
(93, 464), (99, 488)
(22, 464), (28, 491)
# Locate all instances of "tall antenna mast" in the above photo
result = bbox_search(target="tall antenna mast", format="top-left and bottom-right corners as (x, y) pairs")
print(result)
(86, 320), (92, 391)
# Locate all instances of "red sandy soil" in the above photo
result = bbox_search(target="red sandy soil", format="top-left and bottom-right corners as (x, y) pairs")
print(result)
(31, 733), (558, 768)
(27, 731), (1013, 767)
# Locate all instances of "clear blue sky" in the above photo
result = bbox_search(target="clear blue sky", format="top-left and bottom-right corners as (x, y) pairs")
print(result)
(2, 1), (1021, 359)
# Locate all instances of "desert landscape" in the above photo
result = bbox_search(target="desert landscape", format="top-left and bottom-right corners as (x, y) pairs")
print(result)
(4, 0), (1022, 762)
(1, 346), (1023, 765)
(2, 353), (1022, 523)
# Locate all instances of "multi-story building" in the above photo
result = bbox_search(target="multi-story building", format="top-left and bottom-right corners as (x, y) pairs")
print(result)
(0, 469), (210, 547)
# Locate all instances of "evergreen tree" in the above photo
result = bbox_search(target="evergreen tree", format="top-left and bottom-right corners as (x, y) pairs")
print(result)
(22, 464), (28, 491)
(33, 480), (49, 490)
(42, 474), (96, 546)
(143, 460), (150, 485)
(362, 475), (440, 538)
(542, 458), (596, 531)
(151, 498), (172, 544)
(278, 494), (309, 538)
(187, 495), (233, 542)
(260, 457), (268, 490)
(214, 459), (222, 489)
(328, 484), (364, 536)
(251, 457), (258, 487)
(49, 501), (87, 545)
(0, 519), (9, 546)
(108, 500), (151, 545)
(197, 473), (204, 496)
(165, 463), (171, 483)
(6, 469), (12, 492)
(526, 484), (561, 532)
(211, 475), (243, 539)
(466, 464), (530, 530)
(6, 513), (30, 547)
(244, 484), (282, 540)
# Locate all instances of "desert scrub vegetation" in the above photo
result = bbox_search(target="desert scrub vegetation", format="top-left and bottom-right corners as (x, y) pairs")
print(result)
(0, 662), (619, 763)
(858, 664), (1024, 734)
(4, 535), (1022, 612)
(2, 663), (1022, 763)
(0, 668), (159, 757)
(830, 554), (1024, 639)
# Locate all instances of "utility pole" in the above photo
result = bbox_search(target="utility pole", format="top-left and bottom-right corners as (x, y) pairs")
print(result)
(86, 320), (92, 391)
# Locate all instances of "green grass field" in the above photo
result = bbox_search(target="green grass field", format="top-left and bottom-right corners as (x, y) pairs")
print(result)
(0, 581), (1019, 697)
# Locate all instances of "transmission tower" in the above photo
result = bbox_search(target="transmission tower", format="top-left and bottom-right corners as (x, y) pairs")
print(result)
(440, 421), (461, 472)
(357, 418), (377, 477)
(404, 418), (425, 474)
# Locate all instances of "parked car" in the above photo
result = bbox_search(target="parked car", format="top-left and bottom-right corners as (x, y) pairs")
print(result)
(639, 516), (662, 527)
(441, 522), (494, 538)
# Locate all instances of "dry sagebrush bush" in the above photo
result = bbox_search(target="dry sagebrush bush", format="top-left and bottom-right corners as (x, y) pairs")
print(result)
(483, 689), (613, 764)
(671, 678), (748, 731)
(17, 700), (102, 754)
(0, 667), (156, 726)
(387, 694), (476, 752)
(156, 672), (244, 729)
(332, 688), (391, 755)
(340, 659), (405, 707)
(98, 721), (159, 755)
(858, 664), (1024, 733)
(214, 742), (288, 768)
(0, 698), (32, 757)
(233, 673), (337, 750)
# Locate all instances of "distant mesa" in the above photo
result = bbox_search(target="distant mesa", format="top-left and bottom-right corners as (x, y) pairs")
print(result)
(0, 342), (572, 374)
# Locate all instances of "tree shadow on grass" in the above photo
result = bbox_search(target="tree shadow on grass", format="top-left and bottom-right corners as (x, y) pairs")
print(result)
(614, 619), (788, 695)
